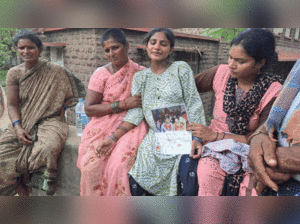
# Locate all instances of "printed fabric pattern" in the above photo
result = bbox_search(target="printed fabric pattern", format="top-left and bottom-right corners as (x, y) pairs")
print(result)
(124, 61), (206, 196)
(266, 59), (300, 146)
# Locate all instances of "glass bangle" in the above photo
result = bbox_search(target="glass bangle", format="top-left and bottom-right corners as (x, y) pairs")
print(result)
(12, 120), (21, 127)
(192, 136), (204, 145)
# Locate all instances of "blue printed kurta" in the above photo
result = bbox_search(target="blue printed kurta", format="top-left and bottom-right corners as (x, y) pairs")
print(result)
(124, 61), (206, 195)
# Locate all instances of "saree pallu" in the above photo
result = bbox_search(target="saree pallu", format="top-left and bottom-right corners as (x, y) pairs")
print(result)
(0, 60), (85, 195)
(78, 60), (148, 196)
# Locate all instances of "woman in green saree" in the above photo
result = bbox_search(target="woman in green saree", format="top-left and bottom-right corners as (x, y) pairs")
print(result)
(0, 30), (85, 196)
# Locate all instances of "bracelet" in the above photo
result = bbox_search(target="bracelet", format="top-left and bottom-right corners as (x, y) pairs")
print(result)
(63, 105), (67, 110)
(192, 136), (204, 145)
(213, 132), (219, 142)
(117, 126), (129, 133)
(112, 132), (119, 141)
(12, 120), (21, 127)
(109, 135), (118, 142)
(221, 132), (226, 140)
(110, 101), (120, 113)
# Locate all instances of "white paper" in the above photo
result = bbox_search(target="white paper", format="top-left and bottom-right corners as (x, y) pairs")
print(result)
(155, 130), (192, 155)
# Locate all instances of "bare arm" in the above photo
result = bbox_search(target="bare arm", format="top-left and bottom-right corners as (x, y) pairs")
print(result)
(6, 84), (32, 145)
(188, 95), (277, 145)
(0, 87), (4, 118)
(95, 121), (137, 157)
(275, 145), (300, 174)
(84, 90), (142, 118)
(84, 90), (111, 117)
(187, 123), (248, 144)
(194, 65), (219, 93)
(7, 85), (21, 123)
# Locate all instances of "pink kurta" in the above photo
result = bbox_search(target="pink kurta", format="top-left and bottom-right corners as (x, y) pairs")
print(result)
(78, 59), (148, 196)
(197, 64), (282, 196)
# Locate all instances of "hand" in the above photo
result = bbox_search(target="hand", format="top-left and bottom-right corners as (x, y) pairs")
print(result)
(95, 137), (116, 157)
(265, 167), (292, 184)
(123, 94), (142, 109)
(248, 133), (278, 192)
(252, 169), (292, 195)
(15, 127), (33, 145)
(187, 123), (215, 142)
(190, 139), (203, 159)
(268, 126), (278, 142)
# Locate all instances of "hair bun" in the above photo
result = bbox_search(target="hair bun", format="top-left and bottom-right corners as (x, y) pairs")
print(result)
(270, 51), (278, 63)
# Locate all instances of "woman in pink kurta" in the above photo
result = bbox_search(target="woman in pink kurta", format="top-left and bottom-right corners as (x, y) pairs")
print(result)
(77, 29), (148, 196)
(187, 28), (284, 196)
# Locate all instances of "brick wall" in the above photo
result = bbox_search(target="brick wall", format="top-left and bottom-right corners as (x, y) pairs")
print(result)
(40, 28), (300, 126)
(173, 28), (205, 36)
(40, 28), (222, 125)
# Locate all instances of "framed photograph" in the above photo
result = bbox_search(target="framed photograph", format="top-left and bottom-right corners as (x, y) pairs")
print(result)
(152, 104), (192, 155)
(151, 104), (189, 133)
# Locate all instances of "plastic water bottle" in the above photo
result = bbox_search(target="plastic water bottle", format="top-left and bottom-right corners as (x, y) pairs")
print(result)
(81, 101), (90, 131)
(75, 98), (84, 136)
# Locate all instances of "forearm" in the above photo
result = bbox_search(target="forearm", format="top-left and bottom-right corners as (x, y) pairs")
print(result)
(85, 101), (127, 117)
(0, 102), (4, 118)
(212, 131), (248, 144)
(7, 104), (21, 124)
(7, 104), (24, 133)
(111, 122), (136, 140)
(276, 146), (300, 174)
(0, 89), (4, 117)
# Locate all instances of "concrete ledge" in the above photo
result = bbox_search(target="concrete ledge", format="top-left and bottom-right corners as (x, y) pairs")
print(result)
(31, 125), (81, 196)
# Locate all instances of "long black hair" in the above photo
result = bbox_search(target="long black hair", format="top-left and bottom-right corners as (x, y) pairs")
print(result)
(231, 28), (277, 71)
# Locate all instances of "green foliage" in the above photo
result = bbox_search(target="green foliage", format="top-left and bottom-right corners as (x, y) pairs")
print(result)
(0, 70), (7, 79)
(0, 28), (19, 70)
(201, 28), (247, 42)
(0, 70), (7, 87)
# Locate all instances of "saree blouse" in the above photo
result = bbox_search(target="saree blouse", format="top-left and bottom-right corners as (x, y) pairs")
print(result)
(195, 64), (282, 139)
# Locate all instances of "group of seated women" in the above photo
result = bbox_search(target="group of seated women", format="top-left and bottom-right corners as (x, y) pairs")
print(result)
(1, 28), (299, 196)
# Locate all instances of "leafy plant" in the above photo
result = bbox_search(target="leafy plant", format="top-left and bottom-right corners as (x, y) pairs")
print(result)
(0, 28), (19, 70)
(0, 70), (7, 87)
(201, 28), (247, 42)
